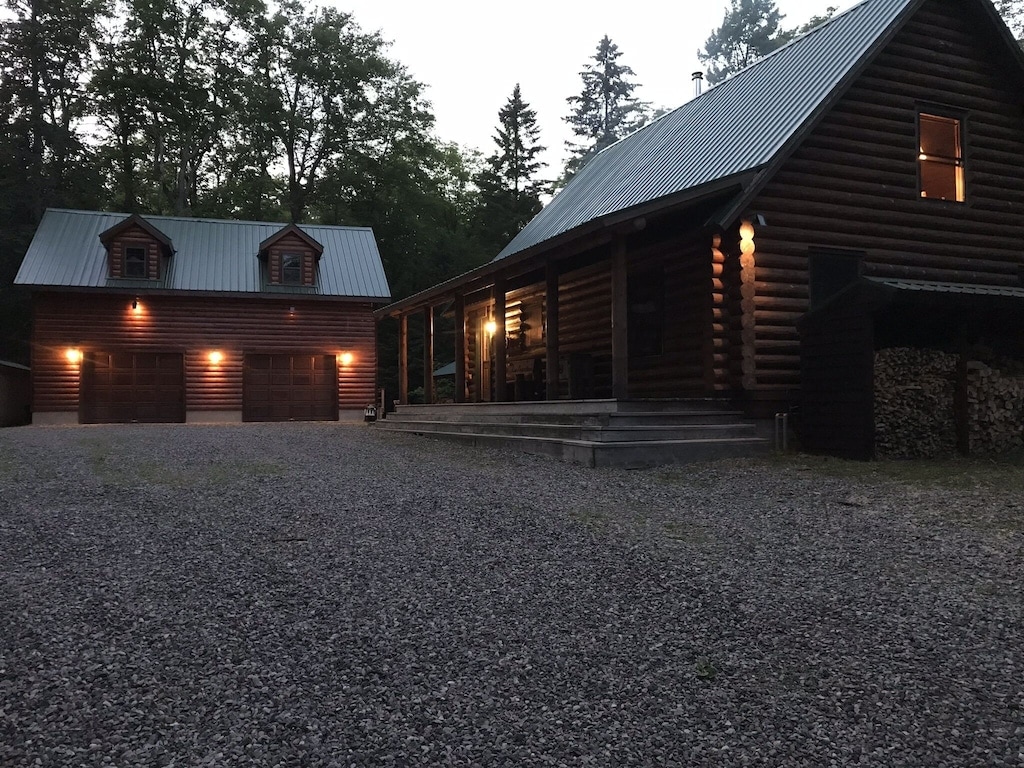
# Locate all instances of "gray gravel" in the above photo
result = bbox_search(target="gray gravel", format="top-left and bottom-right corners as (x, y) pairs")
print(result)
(1, 423), (1022, 767)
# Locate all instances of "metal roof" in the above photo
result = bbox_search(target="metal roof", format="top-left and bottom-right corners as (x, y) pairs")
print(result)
(496, 0), (917, 261)
(14, 209), (391, 300)
(866, 278), (1024, 298)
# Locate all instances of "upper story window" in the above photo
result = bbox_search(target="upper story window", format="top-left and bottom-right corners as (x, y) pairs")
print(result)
(124, 245), (147, 278)
(281, 253), (302, 285)
(919, 113), (965, 202)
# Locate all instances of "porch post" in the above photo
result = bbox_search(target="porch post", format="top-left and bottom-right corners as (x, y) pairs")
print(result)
(398, 313), (409, 405)
(493, 278), (508, 402)
(545, 262), (560, 401)
(454, 293), (466, 403)
(423, 305), (434, 404)
(611, 237), (629, 400)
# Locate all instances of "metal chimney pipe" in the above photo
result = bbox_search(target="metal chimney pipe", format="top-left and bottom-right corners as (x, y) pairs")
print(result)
(692, 71), (704, 97)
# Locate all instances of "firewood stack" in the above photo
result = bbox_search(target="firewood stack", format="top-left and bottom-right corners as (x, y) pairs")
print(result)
(964, 361), (1024, 455)
(874, 347), (958, 459)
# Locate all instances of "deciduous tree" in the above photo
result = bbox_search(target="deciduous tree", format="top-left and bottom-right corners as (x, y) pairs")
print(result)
(698, 0), (791, 86)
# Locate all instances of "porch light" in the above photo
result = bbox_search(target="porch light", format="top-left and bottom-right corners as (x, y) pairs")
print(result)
(132, 297), (139, 311)
(484, 320), (497, 336)
(208, 350), (223, 365)
(65, 348), (82, 364)
(339, 352), (354, 366)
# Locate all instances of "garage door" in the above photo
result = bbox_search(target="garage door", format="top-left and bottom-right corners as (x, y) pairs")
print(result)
(243, 353), (337, 422)
(81, 351), (185, 423)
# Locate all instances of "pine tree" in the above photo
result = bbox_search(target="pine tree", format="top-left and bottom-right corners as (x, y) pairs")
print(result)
(472, 84), (546, 254)
(563, 36), (648, 180)
(998, 0), (1024, 42)
(698, 0), (791, 86)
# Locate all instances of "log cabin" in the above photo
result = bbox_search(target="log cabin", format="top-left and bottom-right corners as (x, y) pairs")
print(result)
(376, 0), (1024, 453)
(15, 210), (390, 424)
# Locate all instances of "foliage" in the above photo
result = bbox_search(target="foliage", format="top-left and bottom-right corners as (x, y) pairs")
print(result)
(698, 0), (792, 86)
(563, 35), (649, 181)
(472, 84), (546, 256)
(998, 0), (1024, 42)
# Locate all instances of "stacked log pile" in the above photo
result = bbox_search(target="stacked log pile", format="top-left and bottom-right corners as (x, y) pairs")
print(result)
(874, 348), (957, 459)
(964, 360), (1024, 455)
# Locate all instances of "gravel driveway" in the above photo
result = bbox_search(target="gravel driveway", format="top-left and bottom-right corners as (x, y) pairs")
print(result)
(1, 423), (1021, 766)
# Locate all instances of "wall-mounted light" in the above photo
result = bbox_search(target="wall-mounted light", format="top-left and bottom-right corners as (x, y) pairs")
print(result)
(132, 297), (139, 310)
(339, 352), (354, 366)
(484, 320), (497, 336)
(208, 350), (223, 365)
(65, 348), (83, 364)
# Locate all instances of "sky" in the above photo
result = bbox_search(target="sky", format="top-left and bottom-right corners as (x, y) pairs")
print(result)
(325, 0), (848, 179)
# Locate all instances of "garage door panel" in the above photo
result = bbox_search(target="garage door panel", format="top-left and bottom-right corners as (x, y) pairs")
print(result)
(243, 353), (337, 422)
(81, 351), (185, 424)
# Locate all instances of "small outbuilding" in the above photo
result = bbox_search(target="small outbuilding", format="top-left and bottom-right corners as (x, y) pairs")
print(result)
(15, 210), (391, 424)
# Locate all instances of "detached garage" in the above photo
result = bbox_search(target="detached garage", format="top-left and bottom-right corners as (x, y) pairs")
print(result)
(16, 210), (391, 424)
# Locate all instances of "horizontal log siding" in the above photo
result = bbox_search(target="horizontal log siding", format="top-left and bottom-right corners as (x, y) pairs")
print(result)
(749, 0), (1024, 390)
(32, 292), (376, 414)
(555, 262), (613, 397)
(629, 230), (712, 397)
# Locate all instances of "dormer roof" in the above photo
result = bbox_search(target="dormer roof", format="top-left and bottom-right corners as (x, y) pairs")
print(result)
(258, 223), (324, 258)
(98, 213), (175, 257)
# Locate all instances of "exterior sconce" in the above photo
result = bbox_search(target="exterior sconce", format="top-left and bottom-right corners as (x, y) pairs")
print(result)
(484, 320), (497, 336)
(339, 352), (354, 366)
(208, 351), (223, 365)
(132, 297), (139, 310)
(65, 348), (83, 364)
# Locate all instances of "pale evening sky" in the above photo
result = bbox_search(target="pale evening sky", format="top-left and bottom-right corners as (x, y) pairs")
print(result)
(327, 0), (850, 179)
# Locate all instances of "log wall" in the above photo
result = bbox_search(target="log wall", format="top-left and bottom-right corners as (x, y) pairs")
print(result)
(32, 292), (377, 414)
(750, 0), (1024, 392)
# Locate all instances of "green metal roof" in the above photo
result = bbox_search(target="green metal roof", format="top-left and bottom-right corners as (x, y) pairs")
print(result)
(15, 209), (391, 300)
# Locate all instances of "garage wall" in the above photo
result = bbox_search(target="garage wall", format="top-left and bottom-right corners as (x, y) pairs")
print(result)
(32, 292), (377, 418)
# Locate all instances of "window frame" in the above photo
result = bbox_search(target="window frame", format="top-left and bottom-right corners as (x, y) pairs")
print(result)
(917, 110), (966, 204)
(122, 243), (149, 279)
(280, 252), (303, 285)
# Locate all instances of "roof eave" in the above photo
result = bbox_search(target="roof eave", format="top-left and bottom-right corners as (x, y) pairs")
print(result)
(374, 172), (755, 319)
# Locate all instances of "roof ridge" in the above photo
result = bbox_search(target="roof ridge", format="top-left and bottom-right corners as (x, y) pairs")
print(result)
(42, 208), (373, 231)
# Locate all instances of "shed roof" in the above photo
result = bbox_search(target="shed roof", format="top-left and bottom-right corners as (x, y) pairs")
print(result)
(15, 209), (391, 300)
(496, 0), (921, 262)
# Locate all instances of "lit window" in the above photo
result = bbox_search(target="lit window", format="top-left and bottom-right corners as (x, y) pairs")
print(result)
(281, 253), (302, 285)
(124, 246), (147, 278)
(919, 113), (964, 202)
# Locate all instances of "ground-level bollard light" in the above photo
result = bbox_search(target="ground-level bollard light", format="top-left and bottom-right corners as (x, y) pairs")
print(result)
(364, 404), (377, 422)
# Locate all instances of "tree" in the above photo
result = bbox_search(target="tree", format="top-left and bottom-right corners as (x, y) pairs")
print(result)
(998, 0), (1024, 43)
(698, 0), (791, 86)
(563, 35), (648, 179)
(472, 84), (546, 255)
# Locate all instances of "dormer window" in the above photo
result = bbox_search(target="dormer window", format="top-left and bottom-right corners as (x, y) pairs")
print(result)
(259, 224), (323, 288)
(98, 215), (173, 281)
(919, 113), (965, 202)
(282, 253), (303, 285)
(124, 246), (147, 278)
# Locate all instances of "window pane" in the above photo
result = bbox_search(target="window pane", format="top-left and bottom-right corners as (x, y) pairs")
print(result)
(282, 253), (302, 284)
(920, 114), (959, 160)
(125, 246), (147, 278)
(920, 159), (961, 201)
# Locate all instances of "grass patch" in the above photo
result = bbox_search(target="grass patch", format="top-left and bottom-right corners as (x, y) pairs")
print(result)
(568, 506), (610, 531)
(662, 520), (711, 545)
(763, 451), (1024, 493)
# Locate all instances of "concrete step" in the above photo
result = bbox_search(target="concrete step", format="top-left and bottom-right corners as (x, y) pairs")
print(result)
(379, 419), (758, 442)
(380, 427), (770, 469)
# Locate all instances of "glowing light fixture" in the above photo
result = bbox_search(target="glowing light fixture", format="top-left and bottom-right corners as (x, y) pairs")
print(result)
(208, 350), (223, 365)
(132, 297), (139, 310)
(339, 352), (354, 366)
(484, 320), (498, 336)
(65, 348), (83, 364)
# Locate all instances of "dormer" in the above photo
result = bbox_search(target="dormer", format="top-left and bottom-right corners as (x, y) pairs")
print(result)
(98, 214), (174, 281)
(259, 224), (323, 288)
